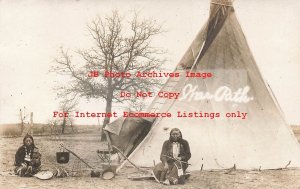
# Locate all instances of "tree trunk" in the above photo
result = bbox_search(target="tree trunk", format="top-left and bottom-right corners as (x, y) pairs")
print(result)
(61, 118), (66, 134)
(70, 123), (75, 133)
(101, 89), (113, 141)
(103, 90), (113, 127)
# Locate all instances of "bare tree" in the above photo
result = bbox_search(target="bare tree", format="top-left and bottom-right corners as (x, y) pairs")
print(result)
(59, 99), (78, 134)
(47, 119), (59, 136)
(50, 10), (165, 127)
(48, 99), (77, 135)
(126, 99), (146, 112)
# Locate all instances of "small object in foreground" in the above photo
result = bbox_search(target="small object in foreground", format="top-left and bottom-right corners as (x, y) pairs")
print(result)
(33, 171), (53, 180)
(128, 171), (154, 181)
(102, 169), (115, 180)
(53, 167), (69, 178)
(91, 170), (101, 177)
(56, 152), (70, 164)
(161, 179), (170, 185)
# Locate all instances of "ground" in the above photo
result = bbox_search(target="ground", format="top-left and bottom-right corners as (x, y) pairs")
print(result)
(1, 130), (300, 189)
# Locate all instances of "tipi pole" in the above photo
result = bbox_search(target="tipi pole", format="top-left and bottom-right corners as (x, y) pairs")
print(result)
(112, 145), (146, 173)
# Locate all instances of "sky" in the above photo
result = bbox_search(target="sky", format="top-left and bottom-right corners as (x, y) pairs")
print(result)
(0, 0), (300, 125)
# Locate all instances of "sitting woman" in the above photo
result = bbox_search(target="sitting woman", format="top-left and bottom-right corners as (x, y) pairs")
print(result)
(153, 128), (191, 185)
(14, 134), (41, 177)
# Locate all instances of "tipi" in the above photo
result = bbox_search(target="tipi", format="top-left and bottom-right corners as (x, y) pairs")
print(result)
(106, 0), (300, 171)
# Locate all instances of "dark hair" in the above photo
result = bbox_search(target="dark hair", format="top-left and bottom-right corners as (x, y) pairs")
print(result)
(23, 134), (35, 147)
(169, 128), (183, 142)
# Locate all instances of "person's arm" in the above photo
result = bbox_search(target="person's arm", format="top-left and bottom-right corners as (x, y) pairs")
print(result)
(15, 146), (25, 166)
(160, 141), (170, 170)
(179, 140), (191, 162)
(160, 141), (167, 165)
(30, 148), (41, 167)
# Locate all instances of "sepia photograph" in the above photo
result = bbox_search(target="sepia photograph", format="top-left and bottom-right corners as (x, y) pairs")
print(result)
(1, 0), (300, 188)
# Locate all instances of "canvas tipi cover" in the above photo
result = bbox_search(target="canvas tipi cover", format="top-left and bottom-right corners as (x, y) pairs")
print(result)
(104, 116), (153, 156)
(119, 0), (300, 171)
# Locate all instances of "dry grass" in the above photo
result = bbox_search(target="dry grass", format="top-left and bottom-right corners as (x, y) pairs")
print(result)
(1, 126), (300, 188)
(0, 123), (101, 137)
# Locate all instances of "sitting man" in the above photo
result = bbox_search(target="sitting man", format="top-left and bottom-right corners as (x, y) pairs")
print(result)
(153, 128), (191, 185)
(14, 134), (41, 177)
